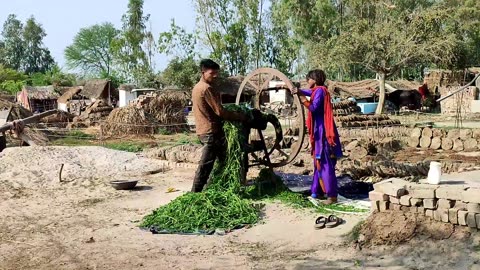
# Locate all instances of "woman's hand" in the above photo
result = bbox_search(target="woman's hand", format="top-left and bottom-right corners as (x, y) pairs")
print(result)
(290, 87), (299, 95)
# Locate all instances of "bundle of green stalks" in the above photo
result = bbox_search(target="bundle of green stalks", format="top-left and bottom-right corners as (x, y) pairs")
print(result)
(140, 105), (259, 233)
(140, 105), (366, 234)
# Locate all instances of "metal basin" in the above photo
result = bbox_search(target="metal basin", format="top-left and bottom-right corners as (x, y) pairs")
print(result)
(110, 180), (138, 190)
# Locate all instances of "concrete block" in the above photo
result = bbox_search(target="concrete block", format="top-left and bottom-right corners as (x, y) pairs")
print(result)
(437, 209), (449, 223)
(410, 198), (423, 207)
(400, 195), (412, 206)
(379, 201), (390, 212)
(463, 188), (480, 203)
(374, 182), (407, 197)
(369, 191), (389, 202)
(448, 209), (459, 225)
(390, 178), (411, 188)
(436, 185), (467, 201)
(467, 203), (480, 213)
(408, 186), (436, 199)
(389, 196), (400, 204)
(458, 210), (468, 226)
(467, 212), (477, 228)
(417, 207), (425, 215)
(438, 199), (455, 209)
(454, 201), (467, 211)
(371, 201), (380, 211)
(476, 214), (480, 230)
(424, 199), (438, 209)
(433, 210), (441, 221)
(425, 209), (434, 218)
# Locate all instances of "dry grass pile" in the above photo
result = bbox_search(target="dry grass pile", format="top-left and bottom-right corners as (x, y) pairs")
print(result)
(102, 106), (157, 136)
(142, 92), (188, 124)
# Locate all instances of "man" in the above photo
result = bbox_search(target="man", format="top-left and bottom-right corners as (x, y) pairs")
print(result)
(191, 59), (248, 192)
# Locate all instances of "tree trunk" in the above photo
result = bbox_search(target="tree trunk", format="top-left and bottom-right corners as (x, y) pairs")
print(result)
(375, 72), (386, 114)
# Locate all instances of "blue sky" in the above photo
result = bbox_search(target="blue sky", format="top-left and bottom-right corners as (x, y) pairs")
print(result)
(0, 0), (197, 72)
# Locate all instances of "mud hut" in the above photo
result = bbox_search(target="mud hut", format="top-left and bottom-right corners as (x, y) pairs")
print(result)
(57, 86), (89, 115)
(214, 76), (256, 104)
(82, 79), (116, 105)
(16, 86), (59, 113)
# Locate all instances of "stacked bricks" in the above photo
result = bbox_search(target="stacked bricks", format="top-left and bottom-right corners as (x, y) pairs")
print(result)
(369, 178), (480, 229)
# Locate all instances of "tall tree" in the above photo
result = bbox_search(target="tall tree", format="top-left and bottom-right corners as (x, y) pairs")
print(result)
(159, 57), (200, 89)
(158, 19), (198, 59)
(64, 23), (119, 77)
(0, 14), (25, 70)
(316, 1), (457, 114)
(112, 0), (155, 85)
(22, 16), (54, 74)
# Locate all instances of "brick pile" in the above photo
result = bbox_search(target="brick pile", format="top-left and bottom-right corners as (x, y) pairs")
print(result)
(370, 178), (480, 229)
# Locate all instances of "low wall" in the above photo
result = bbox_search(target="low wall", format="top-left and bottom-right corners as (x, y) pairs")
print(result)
(370, 178), (480, 229)
(406, 127), (480, 151)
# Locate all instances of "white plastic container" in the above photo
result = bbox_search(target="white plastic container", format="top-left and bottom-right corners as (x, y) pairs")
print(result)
(427, 161), (442, 185)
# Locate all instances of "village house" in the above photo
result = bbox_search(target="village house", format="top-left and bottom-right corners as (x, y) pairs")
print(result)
(57, 79), (116, 115)
(16, 85), (60, 113)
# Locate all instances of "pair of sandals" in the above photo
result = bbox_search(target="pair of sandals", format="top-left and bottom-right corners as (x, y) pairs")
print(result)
(314, 215), (343, 229)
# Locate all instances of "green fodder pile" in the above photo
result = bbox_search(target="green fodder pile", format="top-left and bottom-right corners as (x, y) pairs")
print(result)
(140, 105), (367, 234)
(140, 106), (259, 233)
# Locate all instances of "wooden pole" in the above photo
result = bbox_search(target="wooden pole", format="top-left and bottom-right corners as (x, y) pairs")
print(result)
(0, 109), (58, 133)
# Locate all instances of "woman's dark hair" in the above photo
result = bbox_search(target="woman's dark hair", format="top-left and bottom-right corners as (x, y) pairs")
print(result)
(200, 59), (220, 71)
(306, 69), (326, 86)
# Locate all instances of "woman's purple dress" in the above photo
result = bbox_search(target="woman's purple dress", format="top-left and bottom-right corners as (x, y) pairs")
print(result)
(300, 88), (343, 198)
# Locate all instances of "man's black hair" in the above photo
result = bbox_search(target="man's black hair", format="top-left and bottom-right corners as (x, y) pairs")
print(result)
(200, 59), (220, 71)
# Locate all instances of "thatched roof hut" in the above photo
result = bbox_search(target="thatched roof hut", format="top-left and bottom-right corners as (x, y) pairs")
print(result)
(16, 86), (60, 112)
(57, 86), (84, 104)
(81, 79), (114, 101)
(215, 76), (256, 96)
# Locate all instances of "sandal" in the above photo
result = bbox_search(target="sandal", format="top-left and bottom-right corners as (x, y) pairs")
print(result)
(325, 215), (343, 228)
(314, 216), (327, 229)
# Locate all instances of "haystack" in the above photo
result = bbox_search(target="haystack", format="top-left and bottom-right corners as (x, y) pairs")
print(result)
(102, 107), (157, 136)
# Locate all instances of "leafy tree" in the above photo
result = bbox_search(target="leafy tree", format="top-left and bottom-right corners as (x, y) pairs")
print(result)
(0, 65), (27, 94)
(158, 19), (198, 59)
(29, 65), (77, 87)
(159, 57), (200, 89)
(112, 0), (155, 85)
(22, 16), (54, 74)
(64, 22), (119, 77)
(194, 0), (252, 75)
(310, 1), (457, 114)
(0, 14), (25, 70)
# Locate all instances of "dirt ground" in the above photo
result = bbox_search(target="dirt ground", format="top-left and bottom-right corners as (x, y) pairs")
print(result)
(1, 146), (480, 270)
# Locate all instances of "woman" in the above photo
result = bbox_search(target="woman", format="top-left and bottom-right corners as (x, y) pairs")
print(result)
(292, 69), (343, 205)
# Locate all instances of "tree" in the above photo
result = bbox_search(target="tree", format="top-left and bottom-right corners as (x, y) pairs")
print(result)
(158, 19), (198, 59)
(310, 1), (457, 114)
(0, 65), (28, 94)
(22, 16), (54, 74)
(112, 0), (155, 86)
(29, 65), (77, 87)
(159, 57), (200, 89)
(64, 23), (119, 77)
(0, 14), (25, 70)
